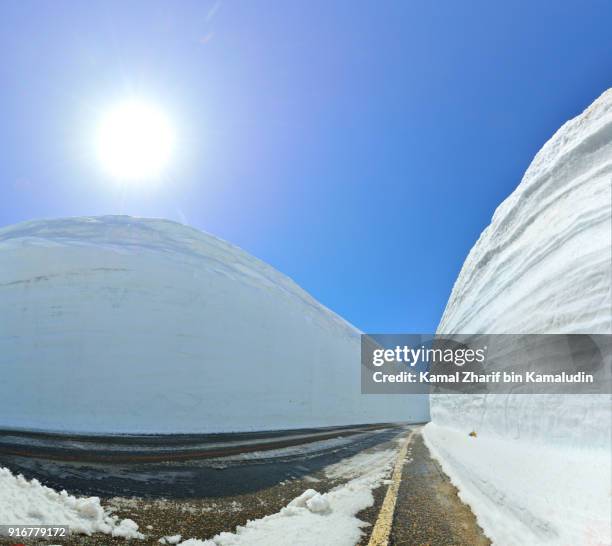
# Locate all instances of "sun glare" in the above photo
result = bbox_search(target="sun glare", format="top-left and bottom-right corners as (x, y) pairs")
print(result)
(96, 100), (175, 182)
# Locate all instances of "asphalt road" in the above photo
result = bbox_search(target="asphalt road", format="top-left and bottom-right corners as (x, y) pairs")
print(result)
(390, 432), (490, 546)
(0, 425), (403, 498)
(0, 425), (490, 545)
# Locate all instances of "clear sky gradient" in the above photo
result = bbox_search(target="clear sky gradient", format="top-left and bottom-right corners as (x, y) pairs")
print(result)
(1, 1), (611, 332)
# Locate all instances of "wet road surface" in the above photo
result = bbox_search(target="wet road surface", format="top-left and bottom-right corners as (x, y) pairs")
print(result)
(0, 426), (490, 545)
(0, 426), (403, 499)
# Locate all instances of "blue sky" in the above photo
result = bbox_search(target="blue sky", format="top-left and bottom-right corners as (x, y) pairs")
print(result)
(1, 1), (610, 332)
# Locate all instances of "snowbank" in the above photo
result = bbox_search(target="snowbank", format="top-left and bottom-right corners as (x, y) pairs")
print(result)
(427, 89), (612, 544)
(0, 216), (428, 434)
(175, 448), (397, 546)
(423, 424), (611, 546)
(0, 466), (143, 538)
(433, 89), (612, 447)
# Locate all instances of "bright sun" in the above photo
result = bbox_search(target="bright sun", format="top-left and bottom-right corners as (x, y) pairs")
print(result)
(96, 100), (175, 181)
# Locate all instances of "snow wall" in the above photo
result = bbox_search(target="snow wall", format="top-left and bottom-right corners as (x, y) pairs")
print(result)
(424, 90), (611, 545)
(0, 216), (428, 434)
(430, 89), (612, 449)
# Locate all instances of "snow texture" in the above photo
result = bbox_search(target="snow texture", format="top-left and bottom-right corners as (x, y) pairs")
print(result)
(0, 466), (144, 539)
(175, 448), (397, 546)
(160, 535), (183, 544)
(423, 424), (611, 546)
(433, 89), (612, 448)
(427, 89), (612, 544)
(0, 216), (428, 434)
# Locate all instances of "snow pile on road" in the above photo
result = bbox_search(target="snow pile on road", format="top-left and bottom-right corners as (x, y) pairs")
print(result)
(160, 535), (183, 544)
(176, 447), (398, 546)
(427, 89), (612, 545)
(423, 424), (612, 546)
(0, 466), (144, 538)
(0, 215), (427, 434)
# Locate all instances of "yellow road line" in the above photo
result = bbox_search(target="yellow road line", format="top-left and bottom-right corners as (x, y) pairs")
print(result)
(367, 428), (418, 546)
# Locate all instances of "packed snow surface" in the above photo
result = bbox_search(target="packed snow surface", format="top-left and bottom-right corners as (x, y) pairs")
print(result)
(423, 424), (611, 546)
(427, 89), (612, 545)
(0, 216), (427, 433)
(0, 466), (143, 538)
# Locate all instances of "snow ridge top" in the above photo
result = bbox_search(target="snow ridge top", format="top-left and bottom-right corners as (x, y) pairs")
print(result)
(0, 215), (359, 338)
